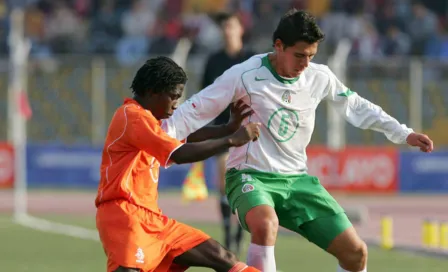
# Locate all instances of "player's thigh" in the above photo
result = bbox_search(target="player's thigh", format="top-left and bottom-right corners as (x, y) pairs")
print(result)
(162, 220), (211, 257)
(225, 169), (276, 232)
(284, 212), (353, 250)
(277, 175), (348, 248)
(278, 175), (344, 224)
(97, 201), (164, 272)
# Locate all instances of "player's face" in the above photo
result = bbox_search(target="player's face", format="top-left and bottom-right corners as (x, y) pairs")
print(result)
(153, 84), (184, 119)
(274, 40), (318, 78)
(222, 17), (243, 43)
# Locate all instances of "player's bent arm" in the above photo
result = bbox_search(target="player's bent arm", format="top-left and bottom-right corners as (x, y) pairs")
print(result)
(186, 100), (253, 142)
(163, 66), (245, 141)
(323, 66), (413, 144)
(170, 137), (233, 164)
(170, 122), (260, 164)
(186, 124), (234, 143)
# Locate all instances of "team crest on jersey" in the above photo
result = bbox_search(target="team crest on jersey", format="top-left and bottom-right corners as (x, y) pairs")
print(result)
(242, 184), (254, 193)
(282, 90), (291, 104)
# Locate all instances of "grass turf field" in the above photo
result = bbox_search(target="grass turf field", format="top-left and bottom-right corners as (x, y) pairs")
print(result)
(0, 215), (447, 272)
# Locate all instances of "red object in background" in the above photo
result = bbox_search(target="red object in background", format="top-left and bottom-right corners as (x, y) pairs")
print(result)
(307, 146), (398, 193)
(18, 91), (32, 120)
(0, 143), (14, 188)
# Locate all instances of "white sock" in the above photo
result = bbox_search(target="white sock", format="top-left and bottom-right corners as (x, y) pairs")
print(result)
(246, 243), (276, 271)
(337, 264), (367, 272)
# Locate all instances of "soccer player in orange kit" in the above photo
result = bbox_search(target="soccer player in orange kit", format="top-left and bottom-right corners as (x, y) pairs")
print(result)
(95, 56), (261, 272)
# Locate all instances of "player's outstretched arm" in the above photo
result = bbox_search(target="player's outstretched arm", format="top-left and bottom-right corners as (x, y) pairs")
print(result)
(170, 122), (260, 164)
(187, 100), (253, 143)
(323, 65), (433, 149)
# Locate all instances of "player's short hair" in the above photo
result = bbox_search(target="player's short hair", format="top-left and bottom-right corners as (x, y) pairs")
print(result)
(214, 12), (240, 26)
(131, 56), (187, 96)
(272, 9), (325, 48)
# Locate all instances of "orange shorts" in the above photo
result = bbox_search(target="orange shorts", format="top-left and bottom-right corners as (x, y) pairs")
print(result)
(96, 200), (210, 272)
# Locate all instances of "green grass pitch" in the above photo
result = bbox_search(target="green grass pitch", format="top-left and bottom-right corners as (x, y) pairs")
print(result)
(0, 215), (447, 271)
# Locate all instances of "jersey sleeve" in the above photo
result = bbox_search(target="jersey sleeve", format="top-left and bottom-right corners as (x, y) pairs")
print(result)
(162, 65), (245, 141)
(128, 112), (183, 168)
(323, 66), (413, 144)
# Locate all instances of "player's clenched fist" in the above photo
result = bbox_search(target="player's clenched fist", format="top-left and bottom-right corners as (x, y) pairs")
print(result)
(229, 122), (261, 147)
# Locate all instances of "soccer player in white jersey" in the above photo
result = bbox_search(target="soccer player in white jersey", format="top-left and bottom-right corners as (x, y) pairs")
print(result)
(163, 9), (434, 272)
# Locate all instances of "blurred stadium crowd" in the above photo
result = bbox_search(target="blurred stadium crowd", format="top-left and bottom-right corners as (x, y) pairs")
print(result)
(1, 0), (448, 64)
(1, 0), (448, 146)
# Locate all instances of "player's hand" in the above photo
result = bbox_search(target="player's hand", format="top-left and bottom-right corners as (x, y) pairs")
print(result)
(229, 122), (260, 147)
(227, 100), (254, 133)
(406, 132), (434, 153)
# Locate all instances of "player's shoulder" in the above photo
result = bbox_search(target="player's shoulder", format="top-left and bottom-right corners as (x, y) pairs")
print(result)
(113, 101), (155, 123)
(305, 63), (333, 76)
(303, 63), (335, 82)
(226, 53), (266, 74)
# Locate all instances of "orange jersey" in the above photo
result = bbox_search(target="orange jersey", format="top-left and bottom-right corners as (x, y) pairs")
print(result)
(95, 98), (183, 213)
(95, 99), (210, 271)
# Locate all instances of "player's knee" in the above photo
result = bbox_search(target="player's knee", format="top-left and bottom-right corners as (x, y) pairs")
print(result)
(246, 211), (278, 245)
(339, 241), (368, 272)
(218, 244), (239, 264)
(205, 239), (238, 266)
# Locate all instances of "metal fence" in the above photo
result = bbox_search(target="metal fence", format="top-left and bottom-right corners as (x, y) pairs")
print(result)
(1, 55), (447, 146)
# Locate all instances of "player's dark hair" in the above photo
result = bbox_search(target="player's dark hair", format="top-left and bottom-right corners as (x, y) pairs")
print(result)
(272, 9), (325, 48)
(131, 56), (187, 96)
(214, 12), (240, 26)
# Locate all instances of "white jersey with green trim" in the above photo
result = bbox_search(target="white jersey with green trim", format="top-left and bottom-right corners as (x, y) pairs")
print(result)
(162, 53), (413, 174)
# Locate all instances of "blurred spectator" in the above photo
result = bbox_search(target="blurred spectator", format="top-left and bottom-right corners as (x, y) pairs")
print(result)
(408, 1), (438, 55)
(353, 20), (383, 60)
(381, 24), (411, 56)
(425, 21), (448, 59)
(249, 0), (278, 53)
(45, 2), (85, 54)
(2, 0), (447, 62)
(25, 3), (52, 59)
(147, 9), (182, 55)
(116, 0), (154, 65)
(90, 0), (122, 54)
(375, 3), (405, 36)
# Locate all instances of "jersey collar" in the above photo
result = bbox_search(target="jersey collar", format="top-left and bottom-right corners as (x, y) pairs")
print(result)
(262, 55), (300, 84)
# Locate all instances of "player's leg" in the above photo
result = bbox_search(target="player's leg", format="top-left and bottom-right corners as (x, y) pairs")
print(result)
(217, 152), (232, 249)
(328, 225), (367, 272)
(173, 238), (259, 272)
(244, 205), (278, 271)
(298, 213), (367, 272)
(235, 220), (244, 256)
(220, 194), (232, 249)
(279, 174), (367, 272)
(113, 267), (139, 272)
(225, 169), (279, 271)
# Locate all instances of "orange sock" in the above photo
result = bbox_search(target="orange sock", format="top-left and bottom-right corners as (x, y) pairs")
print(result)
(240, 266), (261, 272)
(228, 262), (261, 272)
